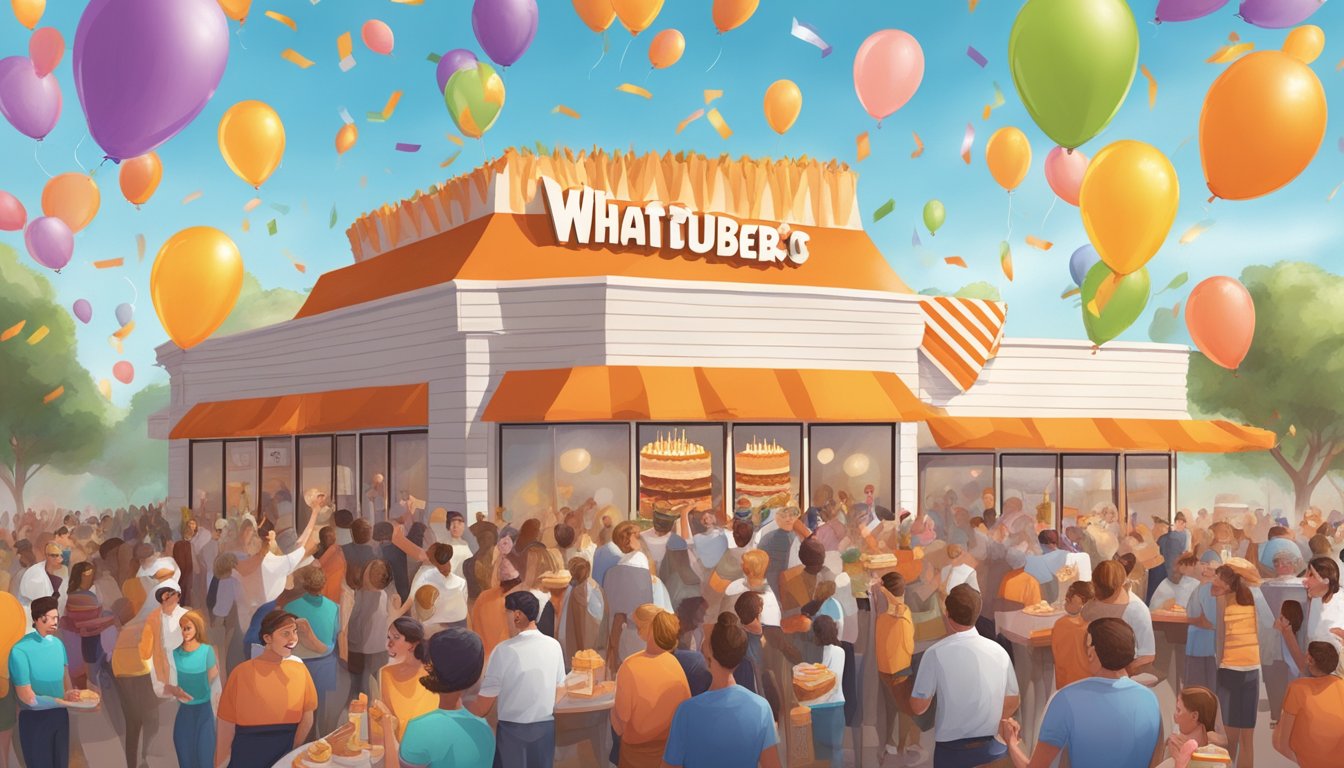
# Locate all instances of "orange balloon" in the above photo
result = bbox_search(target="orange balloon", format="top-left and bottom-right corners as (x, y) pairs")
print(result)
(648, 29), (684, 69)
(11, 0), (43, 29)
(335, 123), (358, 155)
(712, 0), (758, 33)
(985, 126), (1032, 192)
(217, 0), (250, 23)
(1282, 25), (1324, 64)
(572, 0), (615, 33)
(1185, 276), (1255, 370)
(41, 173), (100, 233)
(150, 227), (244, 350)
(611, 0), (662, 35)
(1199, 50), (1326, 201)
(763, 80), (802, 135)
(119, 152), (162, 207)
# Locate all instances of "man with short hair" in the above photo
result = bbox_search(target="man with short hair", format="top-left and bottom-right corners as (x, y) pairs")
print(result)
(9, 596), (80, 768)
(1259, 526), (1301, 578)
(1150, 552), (1199, 612)
(910, 584), (1019, 767)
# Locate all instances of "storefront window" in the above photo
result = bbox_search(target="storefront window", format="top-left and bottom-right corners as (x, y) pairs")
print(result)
(1126, 454), (1173, 527)
(224, 440), (257, 519)
(500, 425), (633, 527)
(190, 442), (223, 516)
(335, 435), (357, 517)
(298, 436), (333, 531)
(260, 437), (294, 527)
(1062, 455), (1117, 532)
(1000, 455), (1059, 530)
(733, 426), (802, 511)
(361, 434), (389, 521)
(918, 454), (994, 533)
(638, 424), (725, 521)
(391, 432), (428, 521)
(809, 425), (893, 521)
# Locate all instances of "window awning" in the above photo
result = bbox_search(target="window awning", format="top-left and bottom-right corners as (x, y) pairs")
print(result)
(481, 366), (935, 423)
(926, 416), (1275, 453)
(169, 384), (428, 439)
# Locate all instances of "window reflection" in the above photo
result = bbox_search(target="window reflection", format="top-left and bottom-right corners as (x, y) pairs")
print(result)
(391, 432), (428, 521)
(1063, 455), (1117, 533)
(260, 437), (294, 527)
(335, 435), (357, 516)
(298, 436), (333, 532)
(1001, 455), (1058, 531)
(918, 453), (994, 539)
(361, 434), (389, 521)
(638, 424), (724, 521)
(809, 425), (893, 521)
(224, 440), (257, 518)
(733, 426), (802, 511)
(1126, 455), (1172, 527)
(191, 442), (223, 516)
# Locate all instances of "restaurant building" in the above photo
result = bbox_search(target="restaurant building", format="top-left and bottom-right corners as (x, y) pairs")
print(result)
(152, 148), (1272, 531)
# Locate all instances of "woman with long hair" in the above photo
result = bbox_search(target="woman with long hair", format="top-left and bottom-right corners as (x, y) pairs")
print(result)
(806, 615), (846, 767)
(1213, 561), (1260, 767)
(168, 610), (220, 768)
(376, 617), (438, 741)
(1082, 559), (1156, 674)
(612, 604), (692, 768)
(1166, 686), (1224, 762)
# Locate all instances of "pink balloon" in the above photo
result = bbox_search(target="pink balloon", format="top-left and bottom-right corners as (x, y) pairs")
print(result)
(113, 360), (134, 384)
(361, 20), (394, 55)
(29, 28), (64, 78)
(0, 190), (26, 231)
(24, 216), (73, 272)
(0, 55), (61, 140)
(1045, 146), (1089, 207)
(1186, 276), (1256, 371)
(853, 29), (924, 125)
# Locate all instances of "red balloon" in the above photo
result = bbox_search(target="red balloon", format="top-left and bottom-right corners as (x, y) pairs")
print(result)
(1185, 276), (1255, 370)
(112, 360), (134, 384)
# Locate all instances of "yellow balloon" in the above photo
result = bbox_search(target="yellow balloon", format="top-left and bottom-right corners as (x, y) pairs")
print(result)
(1079, 140), (1178, 277)
(11, 0), (43, 29)
(1282, 25), (1324, 64)
(611, 0), (663, 35)
(218, 100), (286, 188)
(985, 127), (1032, 192)
(217, 0), (251, 23)
(648, 28), (684, 69)
(41, 173), (100, 233)
(151, 227), (244, 350)
(335, 123), (358, 155)
(763, 79), (802, 135)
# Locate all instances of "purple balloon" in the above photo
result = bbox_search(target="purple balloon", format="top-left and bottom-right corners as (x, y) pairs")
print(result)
(25, 216), (74, 272)
(0, 56), (62, 140)
(436, 49), (479, 94)
(1069, 244), (1100, 287)
(1156, 0), (1230, 22)
(73, 0), (229, 161)
(1240, 0), (1324, 28)
(471, 0), (538, 68)
(73, 299), (93, 324)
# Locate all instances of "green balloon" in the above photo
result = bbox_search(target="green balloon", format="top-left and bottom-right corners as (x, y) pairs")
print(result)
(444, 61), (505, 139)
(1008, 0), (1138, 149)
(923, 199), (945, 236)
(1080, 261), (1150, 345)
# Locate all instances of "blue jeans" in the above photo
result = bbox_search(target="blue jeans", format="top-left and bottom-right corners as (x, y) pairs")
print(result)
(933, 736), (1007, 768)
(173, 703), (215, 768)
(810, 703), (845, 767)
(18, 708), (69, 768)
(494, 720), (556, 768)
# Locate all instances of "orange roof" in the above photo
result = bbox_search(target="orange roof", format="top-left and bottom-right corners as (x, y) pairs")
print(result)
(170, 384), (427, 439)
(481, 366), (936, 422)
(927, 416), (1275, 453)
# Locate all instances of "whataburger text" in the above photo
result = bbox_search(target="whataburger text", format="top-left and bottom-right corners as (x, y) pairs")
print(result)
(540, 177), (811, 266)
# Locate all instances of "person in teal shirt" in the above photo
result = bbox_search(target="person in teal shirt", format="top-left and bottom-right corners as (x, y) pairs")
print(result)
(375, 627), (494, 768)
(9, 596), (79, 768)
(167, 610), (219, 768)
(285, 565), (341, 737)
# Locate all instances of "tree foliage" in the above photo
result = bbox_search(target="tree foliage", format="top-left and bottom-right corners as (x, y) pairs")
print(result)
(214, 272), (308, 337)
(91, 382), (169, 504)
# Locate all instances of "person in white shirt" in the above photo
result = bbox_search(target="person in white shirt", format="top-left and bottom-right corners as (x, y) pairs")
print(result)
(468, 591), (567, 768)
(940, 544), (980, 594)
(803, 614), (847, 767)
(911, 584), (1020, 767)
(1149, 552), (1200, 612)
(233, 512), (320, 629)
(639, 508), (678, 571)
(393, 543), (469, 636)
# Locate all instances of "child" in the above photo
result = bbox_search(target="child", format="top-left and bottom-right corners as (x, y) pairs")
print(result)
(1051, 580), (1094, 689)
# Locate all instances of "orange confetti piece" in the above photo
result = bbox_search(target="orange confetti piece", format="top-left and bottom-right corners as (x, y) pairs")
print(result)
(1207, 41), (1254, 64)
(999, 241), (1014, 282)
(945, 256), (967, 268)
(552, 105), (581, 119)
(1329, 181), (1343, 201)
(1061, 287), (1081, 299)
(281, 49), (315, 69)
(705, 108), (732, 139)
(92, 258), (124, 269)
(969, 0), (980, 10)
(1140, 65), (1157, 109)
(675, 108), (705, 135)
(42, 386), (64, 405)
(1025, 235), (1053, 251)
(1289, 424), (1297, 437)
(97, 379), (111, 401)
(439, 151), (460, 168)
(856, 132), (870, 162)
(2, 321), (26, 342)
(1172, 301), (1182, 318)
(244, 198), (262, 212)
(181, 190), (202, 205)
(26, 325), (48, 345)
(960, 123), (974, 165)
(1228, 32), (1240, 43)
(1337, 58), (1344, 71)
(704, 89), (723, 105)
(112, 321), (135, 341)
(617, 83), (652, 99)
(1179, 220), (1215, 244)
(136, 234), (146, 262)
(241, 218), (250, 232)
(445, 134), (463, 146)
(911, 131), (924, 158)
(264, 10), (297, 30)
(293, 262), (307, 274)
(378, 91), (403, 120)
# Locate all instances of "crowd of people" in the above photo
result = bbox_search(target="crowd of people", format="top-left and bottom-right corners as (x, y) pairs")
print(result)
(1, 487), (1343, 768)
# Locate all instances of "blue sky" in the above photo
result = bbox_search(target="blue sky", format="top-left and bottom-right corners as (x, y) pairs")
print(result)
(1, 0), (1342, 408)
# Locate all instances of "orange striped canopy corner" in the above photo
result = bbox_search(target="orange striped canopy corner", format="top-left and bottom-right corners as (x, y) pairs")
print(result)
(920, 296), (1008, 392)
(927, 416), (1275, 453)
(481, 366), (936, 423)
(169, 384), (428, 439)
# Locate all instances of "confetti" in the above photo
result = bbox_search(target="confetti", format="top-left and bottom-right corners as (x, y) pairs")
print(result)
(360, 175), (368, 188)
(242, 218), (250, 232)
(270, 202), (290, 215)
(264, 10), (296, 30)
(1025, 236), (1053, 251)
(945, 256), (968, 268)
(960, 123), (974, 164)
(1337, 58), (1343, 71)
(338, 108), (354, 126)
(1330, 181), (1343, 202)
(1178, 220), (1214, 245)
(243, 198), (263, 212)
(445, 134), (463, 146)
(1157, 272), (1189, 294)
(675, 109), (704, 134)
(1289, 424), (1297, 437)
(1228, 32), (1240, 42)
(704, 89), (723, 104)
(395, 142), (421, 153)
(329, 205), (338, 229)
(390, 0), (424, 4)
(282, 248), (306, 273)
(872, 198), (894, 222)
(136, 233), (146, 262)
(26, 325), (48, 345)
(42, 386), (64, 405)
(97, 379), (111, 401)
(293, 263), (307, 274)
(439, 151), (461, 168)
(92, 258), (124, 269)
(1140, 65), (1157, 109)
(535, 141), (548, 155)
(705, 108), (732, 139)
(617, 83), (653, 99)
(969, 0), (980, 10)
(369, 91), (403, 122)
(1061, 286), (1081, 299)
(912, 229), (922, 247)
(426, 52), (441, 63)
(552, 105), (581, 119)
(267, 219), (278, 236)
(1, 321), (25, 342)
(281, 49), (315, 69)
(856, 131), (870, 162)
(109, 321), (134, 354)
(1207, 41), (1254, 64)
(790, 17), (831, 57)
(338, 32), (355, 71)
(1172, 302), (1182, 318)
(181, 190), (202, 205)
(999, 241), (1014, 282)
(982, 82), (1005, 120)
(967, 46), (987, 68)
(910, 132), (924, 159)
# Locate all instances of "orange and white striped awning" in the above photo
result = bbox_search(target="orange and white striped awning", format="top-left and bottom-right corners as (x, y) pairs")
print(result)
(919, 296), (1008, 393)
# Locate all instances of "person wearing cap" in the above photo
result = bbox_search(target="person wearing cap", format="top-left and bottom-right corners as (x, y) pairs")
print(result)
(640, 507), (679, 572)
(9, 596), (84, 768)
(18, 543), (68, 614)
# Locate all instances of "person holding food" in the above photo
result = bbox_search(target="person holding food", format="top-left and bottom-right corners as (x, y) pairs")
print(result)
(166, 610), (219, 768)
(8, 596), (84, 768)
(214, 609), (318, 768)
(376, 617), (437, 742)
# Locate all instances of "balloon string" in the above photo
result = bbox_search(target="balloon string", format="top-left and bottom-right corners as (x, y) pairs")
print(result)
(123, 276), (138, 309)
(1040, 196), (1057, 230)
(643, 67), (652, 85)
(619, 35), (633, 71)
(706, 39), (724, 73)
(1005, 193), (1014, 241)
(236, 25), (248, 51)
(33, 141), (52, 179)
(587, 35), (607, 79)
(73, 134), (88, 175)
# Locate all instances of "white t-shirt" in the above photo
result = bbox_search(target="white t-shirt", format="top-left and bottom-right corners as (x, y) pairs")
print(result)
(911, 628), (1019, 742)
(478, 629), (566, 723)
(804, 644), (845, 707)
(409, 566), (468, 625)
(1149, 576), (1198, 612)
(640, 529), (672, 570)
(1121, 595), (1156, 658)
(941, 563), (980, 593)
(724, 579), (782, 627)
(1308, 595), (1344, 648)
(260, 547), (307, 602)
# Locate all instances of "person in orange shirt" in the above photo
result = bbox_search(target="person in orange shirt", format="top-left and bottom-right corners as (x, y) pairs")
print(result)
(1274, 641), (1344, 768)
(997, 548), (1042, 611)
(873, 571), (915, 764)
(1051, 580), (1094, 689)
(376, 617), (438, 742)
(214, 610), (317, 768)
(0, 591), (26, 768)
(314, 526), (346, 606)
(470, 550), (522, 663)
(611, 604), (692, 768)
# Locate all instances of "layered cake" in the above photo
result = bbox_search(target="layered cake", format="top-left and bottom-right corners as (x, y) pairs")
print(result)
(735, 437), (792, 504)
(639, 431), (713, 512)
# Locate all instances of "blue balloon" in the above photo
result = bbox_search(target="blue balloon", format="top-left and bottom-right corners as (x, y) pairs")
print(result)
(115, 302), (134, 327)
(1069, 244), (1100, 287)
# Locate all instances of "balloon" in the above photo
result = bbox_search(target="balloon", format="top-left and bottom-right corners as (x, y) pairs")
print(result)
(444, 61), (505, 139)
(0, 190), (26, 231)
(763, 79), (802, 135)
(24, 216), (73, 272)
(1080, 262), (1150, 346)
(816, 448), (835, 465)
(1045, 146), (1088, 206)
(217, 0), (250, 22)
(1079, 140), (1178, 276)
(1068, 244), (1100, 287)
(1154, 0), (1229, 22)
(1009, 0), (1138, 149)
(74, 0), (229, 162)
(1186, 276), (1256, 370)
(150, 226), (244, 350)
(435, 49), (478, 94)
(922, 199), (945, 236)
(118, 152), (162, 206)
(72, 299), (92, 324)
(11, 0), (42, 29)
(335, 123), (357, 155)
(112, 360), (134, 385)
(648, 29), (684, 69)
(1199, 51), (1325, 201)
(0, 56), (61, 140)
(985, 127), (1032, 192)
(611, 0), (663, 35)
(1281, 25), (1324, 64)
(853, 29), (924, 125)
(28, 27), (63, 78)
(843, 453), (870, 478)
(593, 487), (614, 507)
(115, 302), (133, 326)
(218, 100), (285, 188)
(1240, 0), (1324, 28)
(559, 448), (592, 474)
(361, 19), (394, 55)
(712, 0), (758, 33)
(572, 0), (615, 33)
(41, 173), (100, 233)
(472, 0), (539, 67)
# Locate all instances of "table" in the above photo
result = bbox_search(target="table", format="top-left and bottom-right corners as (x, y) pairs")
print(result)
(555, 684), (615, 767)
(997, 609), (1063, 750)
(1150, 610), (1190, 698)
(277, 743), (384, 768)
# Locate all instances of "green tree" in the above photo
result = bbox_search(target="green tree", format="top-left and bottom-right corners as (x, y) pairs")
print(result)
(91, 383), (169, 504)
(214, 272), (308, 337)
(0, 246), (109, 515)
(1187, 262), (1344, 513)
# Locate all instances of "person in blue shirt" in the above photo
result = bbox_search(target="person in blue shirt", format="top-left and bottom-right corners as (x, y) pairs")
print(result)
(1000, 617), (1162, 768)
(662, 612), (781, 768)
(9, 596), (81, 768)
(1184, 551), (1222, 691)
(1157, 512), (1190, 581)
(166, 610), (219, 768)
(284, 565), (341, 738)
